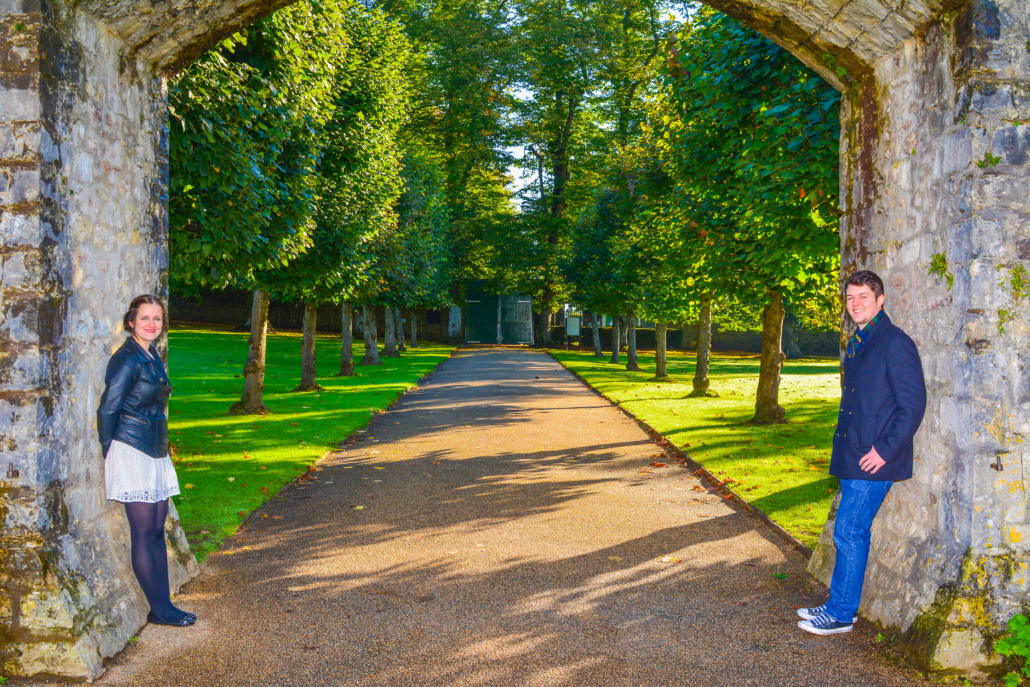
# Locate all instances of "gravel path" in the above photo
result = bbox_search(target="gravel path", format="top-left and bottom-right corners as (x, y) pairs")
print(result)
(98, 349), (928, 686)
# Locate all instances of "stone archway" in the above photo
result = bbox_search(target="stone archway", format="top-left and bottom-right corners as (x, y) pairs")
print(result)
(709, 0), (1030, 679)
(0, 0), (1026, 679)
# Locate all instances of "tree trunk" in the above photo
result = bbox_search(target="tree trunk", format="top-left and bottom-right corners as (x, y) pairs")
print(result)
(653, 323), (669, 380)
(610, 315), (621, 364)
(782, 314), (803, 359)
(592, 312), (604, 358)
(293, 302), (323, 391)
(360, 303), (381, 365)
(338, 301), (355, 376)
(537, 308), (552, 347)
(230, 288), (271, 415)
(752, 290), (787, 424)
(691, 299), (714, 397)
(395, 308), (406, 352)
(680, 323), (691, 349)
(447, 305), (462, 343)
(409, 309), (418, 348)
(625, 311), (640, 371)
(384, 306), (399, 357)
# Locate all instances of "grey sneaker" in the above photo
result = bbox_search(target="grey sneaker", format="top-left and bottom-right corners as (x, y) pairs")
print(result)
(798, 612), (853, 636)
(797, 604), (858, 623)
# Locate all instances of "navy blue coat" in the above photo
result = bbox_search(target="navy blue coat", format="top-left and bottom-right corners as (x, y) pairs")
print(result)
(830, 313), (926, 482)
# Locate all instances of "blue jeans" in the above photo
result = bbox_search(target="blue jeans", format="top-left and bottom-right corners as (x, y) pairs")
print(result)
(826, 478), (893, 623)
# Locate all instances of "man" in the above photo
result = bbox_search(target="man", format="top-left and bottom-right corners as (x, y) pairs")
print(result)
(797, 270), (927, 635)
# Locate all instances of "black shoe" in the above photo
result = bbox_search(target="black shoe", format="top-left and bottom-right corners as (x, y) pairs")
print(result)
(172, 606), (197, 622)
(148, 611), (195, 627)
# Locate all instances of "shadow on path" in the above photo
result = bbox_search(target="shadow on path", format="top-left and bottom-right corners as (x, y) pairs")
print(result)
(96, 349), (926, 687)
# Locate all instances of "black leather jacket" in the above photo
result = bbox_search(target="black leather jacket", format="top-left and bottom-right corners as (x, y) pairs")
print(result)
(97, 338), (172, 458)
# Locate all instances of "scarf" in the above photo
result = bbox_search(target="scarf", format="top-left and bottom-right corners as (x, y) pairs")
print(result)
(847, 311), (883, 359)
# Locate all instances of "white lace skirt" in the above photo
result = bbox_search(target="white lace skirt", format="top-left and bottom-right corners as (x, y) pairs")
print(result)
(105, 440), (181, 503)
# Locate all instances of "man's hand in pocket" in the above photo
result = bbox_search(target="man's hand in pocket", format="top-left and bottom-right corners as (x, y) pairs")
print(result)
(859, 446), (886, 474)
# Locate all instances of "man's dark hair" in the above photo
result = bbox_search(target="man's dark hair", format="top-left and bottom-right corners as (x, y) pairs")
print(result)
(844, 270), (884, 299)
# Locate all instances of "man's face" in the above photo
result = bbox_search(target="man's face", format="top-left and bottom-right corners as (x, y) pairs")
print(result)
(846, 284), (885, 328)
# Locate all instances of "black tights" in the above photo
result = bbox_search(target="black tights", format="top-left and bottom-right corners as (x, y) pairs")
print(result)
(124, 500), (188, 623)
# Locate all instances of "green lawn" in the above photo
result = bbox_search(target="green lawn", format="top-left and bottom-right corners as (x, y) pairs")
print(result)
(166, 326), (453, 560)
(550, 349), (842, 549)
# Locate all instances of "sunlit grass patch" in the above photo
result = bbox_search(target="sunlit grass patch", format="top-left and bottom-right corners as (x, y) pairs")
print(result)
(166, 326), (453, 560)
(550, 349), (841, 549)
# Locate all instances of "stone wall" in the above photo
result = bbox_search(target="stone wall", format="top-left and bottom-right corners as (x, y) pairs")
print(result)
(0, 3), (197, 678)
(807, 0), (1029, 679)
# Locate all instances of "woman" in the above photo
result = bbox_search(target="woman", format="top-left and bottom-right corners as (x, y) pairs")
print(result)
(97, 295), (196, 627)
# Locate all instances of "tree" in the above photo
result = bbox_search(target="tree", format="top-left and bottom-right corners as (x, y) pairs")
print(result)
(169, 1), (356, 414)
(394, 0), (518, 324)
(361, 304), (382, 365)
(339, 302), (356, 376)
(656, 7), (841, 422)
(258, 4), (412, 390)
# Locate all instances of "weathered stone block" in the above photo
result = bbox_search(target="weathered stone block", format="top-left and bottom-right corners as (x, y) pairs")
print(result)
(0, 291), (43, 345)
(965, 259), (1000, 311)
(972, 176), (1030, 213)
(0, 84), (37, 121)
(930, 628), (1002, 674)
(19, 587), (77, 632)
(4, 635), (103, 678)
(0, 121), (38, 160)
(970, 218), (1005, 260)
(969, 83), (1017, 119)
(0, 247), (40, 289)
(0, 344), (45, 391)
(992, 125), (1030, 167)
(0, 206), (40, 244)
(942, 129), (973, 176)
(1005, 524), (1028, 546)
(0, 162), (38, 205)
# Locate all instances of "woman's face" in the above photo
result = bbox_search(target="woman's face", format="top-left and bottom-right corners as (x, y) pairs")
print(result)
(131, 303), (164, 344)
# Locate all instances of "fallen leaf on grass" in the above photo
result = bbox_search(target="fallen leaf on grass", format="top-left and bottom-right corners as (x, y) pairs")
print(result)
(290, 422), (298, 426)
(352, 505), (364, 510)
(227, 477), (235, 482)
(260, 487), (269, 493)
(237, 511), (246, 516)
(184, 484), (195, 489)
(808, 466), (822, 471)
